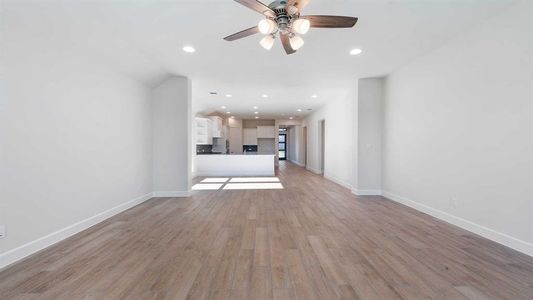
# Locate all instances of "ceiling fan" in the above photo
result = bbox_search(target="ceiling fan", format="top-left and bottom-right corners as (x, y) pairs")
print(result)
(223, 0), (358, 54)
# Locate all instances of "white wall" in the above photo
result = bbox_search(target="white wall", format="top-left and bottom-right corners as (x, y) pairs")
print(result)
(383, 0), (533, 255)
(354, 78), (384, 195)
(0, 8), (153, 267)
(304, 86), (357, 188)
(152, 77), (192, 196)
(287, 125), (305, 167)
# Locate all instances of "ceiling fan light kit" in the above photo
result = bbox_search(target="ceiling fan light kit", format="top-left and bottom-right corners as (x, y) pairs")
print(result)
(292, 18), (310, 34)
(258, 19), (277, 34)
(224, 0), (358, 55)
(289, 34), (304, 50)
(260, 35), (275, 50)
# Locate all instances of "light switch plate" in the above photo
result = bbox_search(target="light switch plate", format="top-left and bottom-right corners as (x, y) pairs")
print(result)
(0, 225), (5, 239)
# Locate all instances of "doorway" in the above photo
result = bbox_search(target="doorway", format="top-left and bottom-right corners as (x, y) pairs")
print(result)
(278, 130), (287, 160)
(303, 126), (307, 167)
(318, 120), (325, 174)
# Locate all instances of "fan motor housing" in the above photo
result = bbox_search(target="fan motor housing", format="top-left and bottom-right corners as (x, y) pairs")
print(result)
(268, 0), (288, 10)
(268, 0), (295, 33)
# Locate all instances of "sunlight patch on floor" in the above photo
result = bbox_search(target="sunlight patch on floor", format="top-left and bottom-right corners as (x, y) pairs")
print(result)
(192, 183), (224, 190)
(229, 177), (280, 182)
(193, 177), (283, 191)
(223, 182), (284, 190)
(201, 177), (229, 183)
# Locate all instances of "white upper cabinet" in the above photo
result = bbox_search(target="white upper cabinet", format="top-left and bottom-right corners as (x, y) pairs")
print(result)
(195, 117), (213, 145)
(257, 126), (276, 138)
(243, 128), (258, 145)
(208, 116), (223, 138)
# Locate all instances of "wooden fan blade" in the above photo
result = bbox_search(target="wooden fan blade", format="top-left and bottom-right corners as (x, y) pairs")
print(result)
(287, 0), (310, 11)
(280, 33), (296, 55)
(234, 0), (274, 15)
(223, 26), (260, 41)
(301, 15), (358, 28)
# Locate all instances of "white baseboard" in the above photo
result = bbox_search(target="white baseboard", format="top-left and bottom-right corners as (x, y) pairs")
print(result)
(324, 174), (352, 190)
(382, 191), (533, 258)
(352, 189), (382, 196)
(0, 192), (154, 271)
(152, 190), (191, 197)
(306, 166), (323, 175)
(288, 160), (305, 167)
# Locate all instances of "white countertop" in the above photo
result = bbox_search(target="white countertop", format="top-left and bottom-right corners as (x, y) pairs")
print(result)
(197, 153), (275, 156)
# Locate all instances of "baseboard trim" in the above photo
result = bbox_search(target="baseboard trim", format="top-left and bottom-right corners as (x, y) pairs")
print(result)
(352, 189), (382, 196)
(288, 160), (305, 167)
(382, 191), (533, 258)
(306, 166), (323, 175)
(152, 190), (191, 197)
(0, 192), (154, 271)
(324, 174), (352, 190)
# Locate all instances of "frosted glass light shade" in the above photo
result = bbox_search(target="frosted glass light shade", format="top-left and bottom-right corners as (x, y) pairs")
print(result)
(292, 18), (310, 34)
(287, 5), (298, 16)
(260, 35), (275, 50)
(289, 35), (304, 50)
(258, 19), (277, 34)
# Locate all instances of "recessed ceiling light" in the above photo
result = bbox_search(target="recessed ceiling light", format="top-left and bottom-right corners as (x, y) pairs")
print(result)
(225, 94), (232, 98)
(262, 94), (268, 98)
(253, 106), (258, 109)
(182, 46), (195, 53)
(254, 111), (259, 114)
(289, 117), (294, 120)
(221, 106), (227, 109)
(350, 48), (363, 56)
(230, 116), (235, 119)
(297, 108), (302, 112)
(311, 94), (318, 98)
(255, 116), (259, 119)
(226, 111), (231, 114)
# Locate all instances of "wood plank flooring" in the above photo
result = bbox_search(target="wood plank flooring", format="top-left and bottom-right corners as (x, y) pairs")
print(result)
(1, 161), (533, 299)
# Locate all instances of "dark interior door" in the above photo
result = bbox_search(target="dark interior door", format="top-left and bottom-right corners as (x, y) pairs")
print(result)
(279, 133), (287, 160)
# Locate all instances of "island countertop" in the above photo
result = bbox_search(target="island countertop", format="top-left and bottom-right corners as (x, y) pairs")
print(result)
(195, 154), (275, 176)
(197, 153), (275, 156)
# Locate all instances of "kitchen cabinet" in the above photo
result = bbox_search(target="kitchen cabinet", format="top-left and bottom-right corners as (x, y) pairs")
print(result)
(257, 126), (276, 138)
(195, 117), (213, 145)
(229, 127), (243, 154)
(243, 128), (258, 145)
(208, 116), (223, 138)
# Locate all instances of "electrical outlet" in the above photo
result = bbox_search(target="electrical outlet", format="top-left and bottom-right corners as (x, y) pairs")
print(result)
(0, 225), (5, 239)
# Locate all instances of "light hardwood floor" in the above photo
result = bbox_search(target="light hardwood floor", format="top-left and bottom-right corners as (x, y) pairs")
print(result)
(1, 161), (533, 299)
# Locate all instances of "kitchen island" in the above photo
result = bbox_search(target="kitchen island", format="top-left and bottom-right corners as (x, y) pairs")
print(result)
(195, 154), (275, 177)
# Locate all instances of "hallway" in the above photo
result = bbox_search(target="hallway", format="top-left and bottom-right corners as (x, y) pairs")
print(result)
(1, 162), (532, 299)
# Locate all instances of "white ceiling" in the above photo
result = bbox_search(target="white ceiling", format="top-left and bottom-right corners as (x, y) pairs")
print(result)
(5, 0), (515, 119)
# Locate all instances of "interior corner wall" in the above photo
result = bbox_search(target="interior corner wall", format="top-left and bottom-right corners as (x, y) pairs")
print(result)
(353, 78), (384, 195)
(304, 84), (357, 189)
(0, 7), (153, 268)
(152, 76), (192, 196)
(382, 0), (533, 256)
(288, 125), (305, 167)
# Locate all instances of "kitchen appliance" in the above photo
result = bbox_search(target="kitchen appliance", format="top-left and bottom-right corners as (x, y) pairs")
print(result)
(212, 137), (228, 154)
(243, 145), (258, 153)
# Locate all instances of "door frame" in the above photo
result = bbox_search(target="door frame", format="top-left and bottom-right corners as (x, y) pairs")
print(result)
(278, 132), (287, 160)
(318, 119), (325, 174)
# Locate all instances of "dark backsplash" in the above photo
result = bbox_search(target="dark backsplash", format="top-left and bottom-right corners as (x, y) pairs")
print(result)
(196, 144), (213, 154)
(243, 145), (258, 152)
